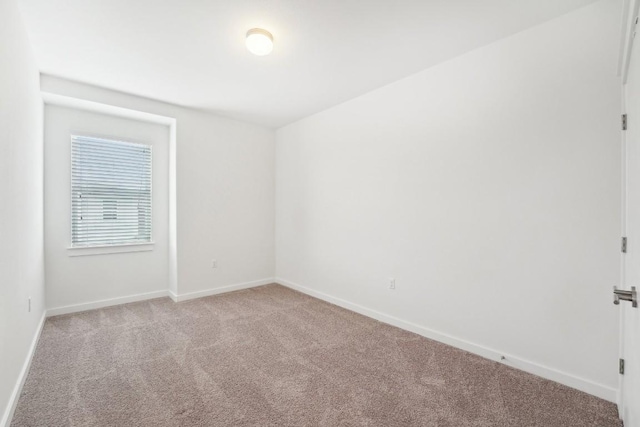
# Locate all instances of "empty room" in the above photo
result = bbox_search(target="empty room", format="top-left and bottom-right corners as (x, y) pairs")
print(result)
(2, 0), (640, 425)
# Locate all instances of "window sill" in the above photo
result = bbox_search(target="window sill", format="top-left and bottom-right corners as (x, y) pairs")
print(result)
(67, 242), (155, 257)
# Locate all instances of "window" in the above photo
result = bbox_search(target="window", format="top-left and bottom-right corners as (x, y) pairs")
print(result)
(71, 135), (152, 247)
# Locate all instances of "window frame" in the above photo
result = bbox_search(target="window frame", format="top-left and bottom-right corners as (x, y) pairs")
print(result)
(67, 133), (155, 256)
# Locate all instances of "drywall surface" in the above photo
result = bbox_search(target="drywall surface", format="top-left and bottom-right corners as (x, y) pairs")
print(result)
(41, 76), (275, 300)
(44, 106), (170, 309)
(276, 0), (621, 396)
(0, 0), (45, 424)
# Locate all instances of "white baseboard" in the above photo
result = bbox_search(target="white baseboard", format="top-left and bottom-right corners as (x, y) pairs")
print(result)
(171, 278), (275, 302)
(1, 311), (46, 427)
(168, 290), (178, 302)
(47, 290), (169, 317)
(275, 277), (617, 403)
(47, 278), (278, 315)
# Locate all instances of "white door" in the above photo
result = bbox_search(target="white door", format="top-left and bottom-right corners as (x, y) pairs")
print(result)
(621, 5), (640, 425)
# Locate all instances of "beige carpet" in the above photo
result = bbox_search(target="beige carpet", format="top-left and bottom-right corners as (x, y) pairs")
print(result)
(12, 284), (620, 426)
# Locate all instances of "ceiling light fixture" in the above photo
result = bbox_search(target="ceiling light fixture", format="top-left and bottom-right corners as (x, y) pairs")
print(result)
(246, 28), (274, 56)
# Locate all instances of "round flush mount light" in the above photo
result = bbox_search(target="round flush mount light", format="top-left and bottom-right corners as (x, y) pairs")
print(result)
(246, 28), (274, 56)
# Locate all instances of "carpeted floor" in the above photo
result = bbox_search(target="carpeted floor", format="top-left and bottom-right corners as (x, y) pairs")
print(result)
(12, 284), (621, 426)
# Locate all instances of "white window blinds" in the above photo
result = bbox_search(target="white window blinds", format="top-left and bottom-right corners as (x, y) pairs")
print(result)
(71, 135), (152, 247)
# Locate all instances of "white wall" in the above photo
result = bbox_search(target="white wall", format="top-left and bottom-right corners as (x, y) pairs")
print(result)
(44, 106), (170, 310)
(276, 0), (621, 399)
(0, 0), (45, 424)
(41, 76), (276, 301)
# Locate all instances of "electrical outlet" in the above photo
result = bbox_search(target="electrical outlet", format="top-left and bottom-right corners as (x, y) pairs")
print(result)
(389, 278), (396, 290)
(28, 297), (31, 313)
(211, 259), (217, 269)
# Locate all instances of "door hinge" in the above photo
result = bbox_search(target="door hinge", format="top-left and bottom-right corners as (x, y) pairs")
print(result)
(622, 236), (628, 253)
(620, 358), (625, 375)
(622, 114), (628, 131)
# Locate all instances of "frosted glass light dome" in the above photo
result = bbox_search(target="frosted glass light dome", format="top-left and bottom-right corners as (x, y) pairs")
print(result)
(246, 28), (273, 56)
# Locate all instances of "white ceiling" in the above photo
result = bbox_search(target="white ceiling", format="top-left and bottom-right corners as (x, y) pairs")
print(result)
(20, 0), (600, 128)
